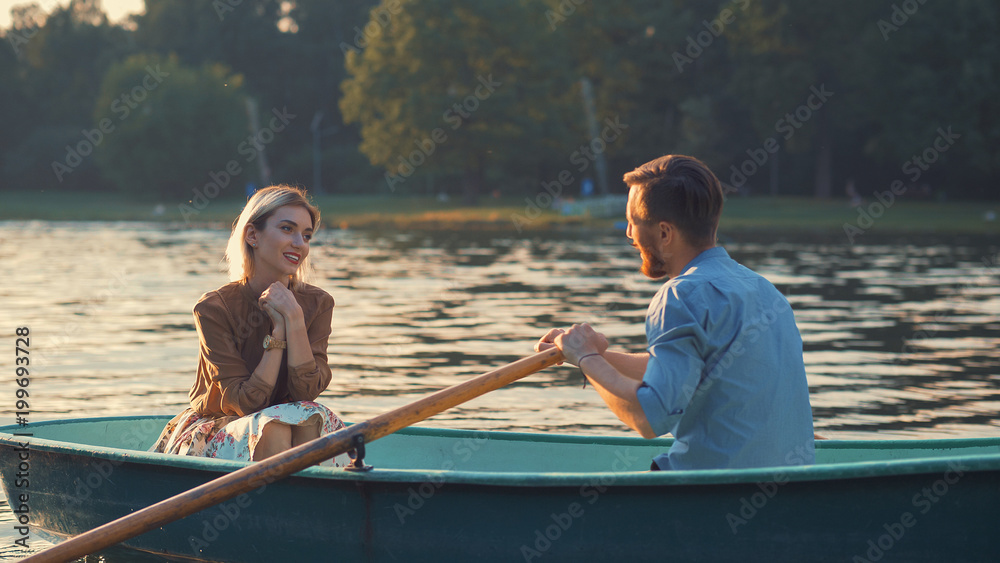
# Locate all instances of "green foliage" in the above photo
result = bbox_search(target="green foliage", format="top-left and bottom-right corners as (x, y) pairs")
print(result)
(1, 0), (133, 191)
(92, 54), (248, 200)
(17, 0), (133, 127)
(341, 0), (578, 202)
(0, 28), (30, 187)
(724, 0), (880, 197)
(861, 0), (1000, 197)
(2, 0), (998, 201)
(2, 126), (103, 192)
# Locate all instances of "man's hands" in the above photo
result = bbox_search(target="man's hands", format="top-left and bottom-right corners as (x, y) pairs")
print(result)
(536, 323), (609, 365)
(536, 323), (656, 438)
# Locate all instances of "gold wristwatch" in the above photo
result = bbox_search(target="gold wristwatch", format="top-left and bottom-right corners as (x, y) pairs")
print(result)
(263, 335), (286, 350)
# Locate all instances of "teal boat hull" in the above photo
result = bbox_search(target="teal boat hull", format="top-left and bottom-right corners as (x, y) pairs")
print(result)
(1, 416), (999, 562)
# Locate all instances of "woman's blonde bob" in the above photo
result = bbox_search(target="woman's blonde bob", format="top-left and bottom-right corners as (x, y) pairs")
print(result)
(224, 185), (320, 290)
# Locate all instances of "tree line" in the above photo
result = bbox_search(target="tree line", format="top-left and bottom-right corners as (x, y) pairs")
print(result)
(2, 0), (997, 203)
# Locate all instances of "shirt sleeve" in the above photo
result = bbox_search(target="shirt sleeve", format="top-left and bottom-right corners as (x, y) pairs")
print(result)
(193, 295), (274, 417)
(635, 284), (709, 437)
(285, 295), (334, 402)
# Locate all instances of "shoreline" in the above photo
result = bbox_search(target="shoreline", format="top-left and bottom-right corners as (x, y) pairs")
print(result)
(1, 191), (997, 235)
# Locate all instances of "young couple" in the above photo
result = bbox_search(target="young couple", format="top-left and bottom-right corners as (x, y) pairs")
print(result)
(152, 155), (815, 472)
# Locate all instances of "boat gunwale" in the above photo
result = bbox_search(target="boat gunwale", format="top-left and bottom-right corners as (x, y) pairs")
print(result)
(2, 416), (999, 487)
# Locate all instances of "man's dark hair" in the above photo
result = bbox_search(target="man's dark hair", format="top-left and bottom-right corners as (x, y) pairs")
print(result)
(623, 154), (724, 247)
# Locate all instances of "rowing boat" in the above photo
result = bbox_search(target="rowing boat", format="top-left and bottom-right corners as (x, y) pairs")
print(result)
(1, 416), (998, 562)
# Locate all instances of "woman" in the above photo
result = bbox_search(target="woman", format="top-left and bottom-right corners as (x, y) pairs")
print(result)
(151, 185), (349, 466)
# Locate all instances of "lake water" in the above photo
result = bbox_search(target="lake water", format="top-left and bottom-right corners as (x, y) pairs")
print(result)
(1, 221), (998, 558)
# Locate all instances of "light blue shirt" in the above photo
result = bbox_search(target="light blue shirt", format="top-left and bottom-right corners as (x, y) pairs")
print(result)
(635, 247), (815, 470)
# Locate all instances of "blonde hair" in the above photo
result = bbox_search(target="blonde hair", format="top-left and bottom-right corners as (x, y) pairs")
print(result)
(224, 185), (321, 290)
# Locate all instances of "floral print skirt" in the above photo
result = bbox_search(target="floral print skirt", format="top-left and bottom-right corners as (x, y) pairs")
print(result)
(149, 400), (351, 467)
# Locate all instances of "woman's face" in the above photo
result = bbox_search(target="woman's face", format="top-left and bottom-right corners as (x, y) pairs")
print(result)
(246, 205), (314, 282)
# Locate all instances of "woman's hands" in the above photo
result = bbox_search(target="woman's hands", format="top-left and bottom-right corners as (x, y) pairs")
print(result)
(259, 282), (303, 338)
(535, 323), (609, 365)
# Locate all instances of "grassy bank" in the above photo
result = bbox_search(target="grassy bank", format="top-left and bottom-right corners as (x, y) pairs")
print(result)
(1, 189), (997, 234)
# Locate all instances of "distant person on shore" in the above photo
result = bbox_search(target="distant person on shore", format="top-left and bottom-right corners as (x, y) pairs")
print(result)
(845, 178), (862, 207)
(151, 185), (350, 466)
(536, 155), (815, 470)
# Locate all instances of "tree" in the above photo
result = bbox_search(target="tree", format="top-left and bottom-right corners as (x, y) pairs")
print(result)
(726, 0), (999, 200)
(136, 0), (287, 101)
(859, 0), (1000, 199)
(550, 0), (759, 187)
(0, 22), (32, 190)
(727, 0), (881, 198)
(2, 0), (133, 192)
(92, 54), (249, 201)
(340, 0), (578, 204)
(277, 0), (381, 192)
(17, 0), (133, 127)
(136, 0), (383, 192)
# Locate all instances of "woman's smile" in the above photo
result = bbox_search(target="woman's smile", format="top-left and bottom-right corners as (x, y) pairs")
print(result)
(250, 205), (313, 282)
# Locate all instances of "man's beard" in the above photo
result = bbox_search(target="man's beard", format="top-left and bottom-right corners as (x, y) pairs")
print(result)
(638, 245), (668, 279)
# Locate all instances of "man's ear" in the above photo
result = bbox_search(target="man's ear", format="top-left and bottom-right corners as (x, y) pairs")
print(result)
(658, 221), (675, 245)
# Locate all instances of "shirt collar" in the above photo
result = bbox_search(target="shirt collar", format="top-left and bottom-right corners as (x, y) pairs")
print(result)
(682, 246), (729, 272)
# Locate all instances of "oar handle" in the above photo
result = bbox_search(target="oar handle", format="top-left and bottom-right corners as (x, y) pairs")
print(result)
(24, 348), (564, 563)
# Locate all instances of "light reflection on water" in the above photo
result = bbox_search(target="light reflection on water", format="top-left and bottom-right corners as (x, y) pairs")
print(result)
(0, 222), (999, 555)
(0, 222), (997, 438)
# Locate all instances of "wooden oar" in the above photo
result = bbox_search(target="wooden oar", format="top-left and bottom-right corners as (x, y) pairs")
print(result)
(24, 348), (564, 563)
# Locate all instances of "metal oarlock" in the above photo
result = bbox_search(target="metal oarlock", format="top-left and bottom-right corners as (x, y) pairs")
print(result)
(345, 433), (373, 472)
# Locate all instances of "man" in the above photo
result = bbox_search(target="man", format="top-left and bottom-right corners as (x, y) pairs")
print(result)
(536, 155), (814, 470)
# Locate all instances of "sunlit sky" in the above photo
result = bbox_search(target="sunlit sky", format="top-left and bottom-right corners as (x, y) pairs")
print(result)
(0, 0), (144, 28)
